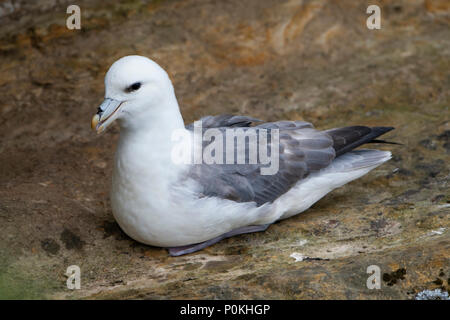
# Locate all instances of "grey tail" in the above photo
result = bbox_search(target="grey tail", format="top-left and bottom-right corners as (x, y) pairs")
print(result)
(326, 126), (395, 157)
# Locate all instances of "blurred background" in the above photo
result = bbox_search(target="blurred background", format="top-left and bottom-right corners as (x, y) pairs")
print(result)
(0, 0), (448, 299)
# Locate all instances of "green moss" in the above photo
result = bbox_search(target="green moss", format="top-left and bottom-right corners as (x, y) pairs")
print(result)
(0, 251), (59, 300)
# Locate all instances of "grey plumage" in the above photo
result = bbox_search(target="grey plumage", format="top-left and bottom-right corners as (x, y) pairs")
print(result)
(185, 114), (393, 206)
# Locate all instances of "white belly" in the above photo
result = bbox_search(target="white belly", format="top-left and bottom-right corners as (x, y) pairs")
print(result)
(110, 165), (271, 247)
(110, 146), (389, 247)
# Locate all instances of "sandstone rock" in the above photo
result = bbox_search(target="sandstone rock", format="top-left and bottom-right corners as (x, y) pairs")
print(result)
(0, 0), (448, 299)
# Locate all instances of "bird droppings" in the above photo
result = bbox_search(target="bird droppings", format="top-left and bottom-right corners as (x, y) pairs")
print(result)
(290, 252), (308, 262)
(428, 228), (446, 236)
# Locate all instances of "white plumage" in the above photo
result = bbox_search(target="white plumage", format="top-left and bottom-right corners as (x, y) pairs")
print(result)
(92, 55), (392, 255)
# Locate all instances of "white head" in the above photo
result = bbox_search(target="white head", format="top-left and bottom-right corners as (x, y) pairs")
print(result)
(91, 55), (182, 133)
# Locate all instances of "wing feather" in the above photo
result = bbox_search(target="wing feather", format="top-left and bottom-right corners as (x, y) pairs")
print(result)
(184, 115), (394, 206)
(185, 116), (334, 206)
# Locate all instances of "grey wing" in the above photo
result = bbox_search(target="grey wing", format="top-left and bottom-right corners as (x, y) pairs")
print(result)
(185, 114), (262, 130)
(185, 117), (336, 206)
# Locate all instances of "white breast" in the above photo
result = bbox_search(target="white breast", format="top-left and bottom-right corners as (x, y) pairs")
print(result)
(109, 128), (270, 247)
(110, 125), (390, 247)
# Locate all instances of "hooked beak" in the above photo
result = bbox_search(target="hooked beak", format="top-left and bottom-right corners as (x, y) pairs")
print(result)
(91, 98), (123, 134)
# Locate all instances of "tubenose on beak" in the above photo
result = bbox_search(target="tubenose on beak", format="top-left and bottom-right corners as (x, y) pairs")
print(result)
(91, 98), (123, 134)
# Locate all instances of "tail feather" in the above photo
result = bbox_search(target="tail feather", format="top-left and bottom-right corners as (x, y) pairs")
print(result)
(367, 139), (402, 145)
(329, 149), (392, 172)
(278, 149), (391, 220)
(326, 126), (394, 157)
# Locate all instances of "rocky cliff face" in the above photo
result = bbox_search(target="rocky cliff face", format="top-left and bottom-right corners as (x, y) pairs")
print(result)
(0, 0), (448, 299)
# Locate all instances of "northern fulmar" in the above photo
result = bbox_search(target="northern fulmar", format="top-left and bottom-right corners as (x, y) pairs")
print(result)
(91, 55), (394, 256)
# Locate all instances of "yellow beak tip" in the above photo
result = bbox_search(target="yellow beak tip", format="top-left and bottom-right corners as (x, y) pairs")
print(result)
(91, 114), (100, 131)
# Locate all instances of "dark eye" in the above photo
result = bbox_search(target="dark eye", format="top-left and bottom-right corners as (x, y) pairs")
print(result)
(126, 82), (141, 92)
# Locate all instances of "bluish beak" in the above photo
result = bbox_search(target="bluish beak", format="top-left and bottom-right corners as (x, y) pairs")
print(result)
(91, 98), (123, 134)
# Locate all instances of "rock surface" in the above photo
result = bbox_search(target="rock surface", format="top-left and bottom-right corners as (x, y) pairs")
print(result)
(0, 0), (448, 299)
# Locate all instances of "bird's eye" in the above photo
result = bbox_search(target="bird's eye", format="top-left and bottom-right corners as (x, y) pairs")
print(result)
(126, 82), (141, 92)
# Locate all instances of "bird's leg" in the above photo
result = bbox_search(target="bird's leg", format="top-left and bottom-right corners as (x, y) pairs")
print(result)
(167, 224), (270, 256)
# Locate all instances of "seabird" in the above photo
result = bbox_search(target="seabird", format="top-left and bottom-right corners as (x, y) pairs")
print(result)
(91, 55), (394, 256)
